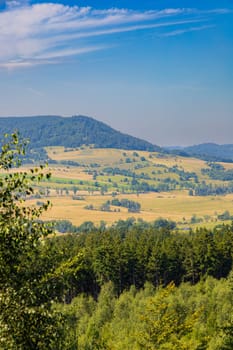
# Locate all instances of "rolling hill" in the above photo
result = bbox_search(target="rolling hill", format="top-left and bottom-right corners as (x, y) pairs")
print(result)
(0, 115), (160, 152)
(167, 143), (233, 162)
(183, 143), (233, 162)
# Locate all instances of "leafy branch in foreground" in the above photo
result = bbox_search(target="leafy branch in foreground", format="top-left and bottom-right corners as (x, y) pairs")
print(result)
(0, 133), (65, 350)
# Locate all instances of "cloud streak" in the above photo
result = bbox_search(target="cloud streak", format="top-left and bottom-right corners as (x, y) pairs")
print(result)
(0, 2), (230, 69)
(159, 24), (215, 37)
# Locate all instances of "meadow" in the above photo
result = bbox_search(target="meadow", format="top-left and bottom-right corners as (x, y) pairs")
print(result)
(26, 192), (232, 228)
(13, 146), (232, 229)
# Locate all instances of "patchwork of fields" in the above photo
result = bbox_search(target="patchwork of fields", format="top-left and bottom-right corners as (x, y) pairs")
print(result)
(6, 146), (233, 229)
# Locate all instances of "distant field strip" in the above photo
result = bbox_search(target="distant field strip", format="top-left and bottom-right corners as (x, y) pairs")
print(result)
(26, 192), (233, 226)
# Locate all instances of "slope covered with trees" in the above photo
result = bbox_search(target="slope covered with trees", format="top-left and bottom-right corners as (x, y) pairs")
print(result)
(59, 276), (233, 349)
(0, 115), (160, 151)
(182, 143), (233, 162)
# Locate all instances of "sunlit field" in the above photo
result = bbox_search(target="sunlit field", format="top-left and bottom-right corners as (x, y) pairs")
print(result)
(3, 146), (233, 229)
(26, 191), (233, 229)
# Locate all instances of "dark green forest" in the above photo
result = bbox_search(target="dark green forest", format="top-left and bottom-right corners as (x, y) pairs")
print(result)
(1, 134), (233, 349)
(0, 116), (159, 151)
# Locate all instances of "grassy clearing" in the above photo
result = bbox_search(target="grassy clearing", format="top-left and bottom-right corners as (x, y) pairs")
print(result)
(48, 166), (92, 181)
(150, 154), (207, 172)
(46, 146), (125, 165)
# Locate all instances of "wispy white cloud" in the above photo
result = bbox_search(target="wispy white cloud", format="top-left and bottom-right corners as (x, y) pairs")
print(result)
(159, 24), (215, 37)
(0, 2), (230, 69)
(0, 59), (58, 69)
(5, 0), (29, 9)
(205, 8), (232, 14)
(45, 19), (203, 46)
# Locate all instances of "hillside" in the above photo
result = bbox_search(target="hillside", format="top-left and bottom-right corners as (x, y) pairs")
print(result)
(0, 115), (160, 152)
(174, 143), (233, 162)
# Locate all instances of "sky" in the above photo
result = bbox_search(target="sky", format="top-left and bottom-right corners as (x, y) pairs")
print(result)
(0, 0), (232, 146)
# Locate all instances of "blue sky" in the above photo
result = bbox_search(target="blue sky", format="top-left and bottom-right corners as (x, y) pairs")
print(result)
(0, 0), (232, 146)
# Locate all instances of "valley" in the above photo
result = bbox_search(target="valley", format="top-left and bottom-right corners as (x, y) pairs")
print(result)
(14, 145), (233, 230)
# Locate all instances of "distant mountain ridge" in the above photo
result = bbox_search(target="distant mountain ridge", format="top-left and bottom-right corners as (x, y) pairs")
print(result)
(1, 116), (232, 161)
(0, 115), (160, 152)
(170, 143), (233, 162)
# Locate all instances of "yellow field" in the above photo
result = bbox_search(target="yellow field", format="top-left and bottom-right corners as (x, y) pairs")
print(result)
(26, 191), (233, 227)
(46, 146), (126, 165)
(48, 166), (92, 181)
(3, 146), (233, 228)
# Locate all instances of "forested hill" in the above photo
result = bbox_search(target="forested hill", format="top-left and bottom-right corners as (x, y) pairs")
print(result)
(0, 115), (160, 151)
(183, 143), (233, 162)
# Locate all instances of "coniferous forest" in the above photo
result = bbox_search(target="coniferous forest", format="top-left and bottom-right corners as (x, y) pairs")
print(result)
(0, 134), (233, 350)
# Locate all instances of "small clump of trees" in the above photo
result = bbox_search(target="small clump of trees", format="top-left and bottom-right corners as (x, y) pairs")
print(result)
(110, 198), (141, 212)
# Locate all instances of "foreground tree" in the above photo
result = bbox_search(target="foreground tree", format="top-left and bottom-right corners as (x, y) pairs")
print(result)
(0, 133), (65, 349)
